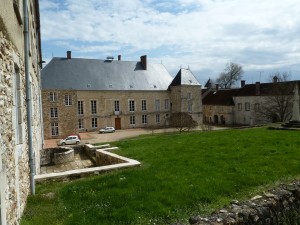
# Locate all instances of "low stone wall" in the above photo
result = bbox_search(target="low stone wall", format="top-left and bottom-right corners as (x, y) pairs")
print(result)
(40, 146), (74, 166)
(188, 181), (300, 225)
(53, 148), (74, 165)
(84, 144), (111, 164)
(95, 148), (126, 166)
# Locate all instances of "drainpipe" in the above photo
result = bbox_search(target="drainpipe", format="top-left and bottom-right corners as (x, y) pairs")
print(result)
(23, 0), (35, 195)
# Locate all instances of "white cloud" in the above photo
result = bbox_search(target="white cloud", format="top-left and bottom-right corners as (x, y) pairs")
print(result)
(40, 0), (300, 82)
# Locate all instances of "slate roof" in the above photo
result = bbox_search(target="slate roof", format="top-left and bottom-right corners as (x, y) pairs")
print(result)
(202, 89), (240, 106)
(235, 81), (300, 96)
(168, 68), (201, 89)
(41, 57), (173, 91)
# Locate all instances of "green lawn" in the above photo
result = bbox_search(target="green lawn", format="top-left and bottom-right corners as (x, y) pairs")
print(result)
(21, 127), (300, 225)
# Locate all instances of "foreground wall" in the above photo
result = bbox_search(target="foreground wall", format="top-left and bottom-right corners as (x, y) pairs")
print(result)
(0, 1), (43, 224)
(188, 181), (300, 225)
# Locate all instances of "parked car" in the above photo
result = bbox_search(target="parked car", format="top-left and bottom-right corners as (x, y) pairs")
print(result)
(99, 127), (115, 134)
(59, 135), (81, 145)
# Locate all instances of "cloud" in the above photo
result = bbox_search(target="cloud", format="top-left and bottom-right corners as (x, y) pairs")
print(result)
(40, 0), (300, 82)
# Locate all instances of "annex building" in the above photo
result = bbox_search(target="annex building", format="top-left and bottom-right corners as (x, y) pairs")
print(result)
(41, 52), (202, 139)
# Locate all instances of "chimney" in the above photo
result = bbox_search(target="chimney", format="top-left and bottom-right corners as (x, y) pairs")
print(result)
(215, 83), (219, 91)
(118, 55), (121, 61)
(255, 82), (260, 95)
(67, 51), (72, 59)
(241, 80), (245, 87)
(140, 55), (147, 70)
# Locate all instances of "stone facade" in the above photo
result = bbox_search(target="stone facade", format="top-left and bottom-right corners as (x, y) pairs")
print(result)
(42, 74), (202, 139)
(42, 90), (77, 139)
(170, 85), (203, 125)
(0, 1), (43, 224)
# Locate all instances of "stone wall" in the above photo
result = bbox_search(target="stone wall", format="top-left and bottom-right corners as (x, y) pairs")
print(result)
(42, 89), (78, 139)
(1, 1), (43, 223)
(40, 147), (74, 166)
(0, 31), (30, 225)
(187, 181), (300, 225)
(95, 148), (126, 166)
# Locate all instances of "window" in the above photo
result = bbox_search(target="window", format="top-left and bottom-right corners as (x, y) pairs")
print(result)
(78, 101), (84, 115)
(49, 92), (57, 102)
(142, 115), (148, 124)
(114, 100), (120, 111)
(164, 99), (170, 110)
(78, 119), (84, 129)
(91, 100), (97, 114)
(254, 103), (260, 111)
(92, 118), (98, 128)
(65, 95), (72, 106)
(130, 115), (135, 125)
(245, 102), (250, 111)
(50, 108), (58, 118)
(142, 100), (147, 111)
(156, 114), (160, 124)
(188, 103), (192, 113)
(187, 92), (192, 100)
(51, 122), (59, 136)
(238, 103), (242, 111)
(129, 100), (135, 112)
(155, 99), (160, 111)
(14, 68), (23, 144)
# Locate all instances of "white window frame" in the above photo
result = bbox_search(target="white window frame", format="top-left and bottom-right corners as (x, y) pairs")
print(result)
(49, 92), (57, 102)
(238, 103), (242, 111)
(92, 118), (98, 128)
(129, 100), (135, 112)
(188, 103), (192, 113)
(65, 95), (72, 106)
(187, 92), (192, 100)
(142, 115), (148, 124)
(50, 107), (58, 118)
(130, 115), (135, 125)
(114, 100), (120, 112)
(141, 100), (147, 111)
(78, 119), (84, 129)
(156, 114), (160, 124)
(51, 122), (59, 136)
(14, 68), (23, 144)
(155, 99), (160, 111)
(245, 102), (250, 111)
(164, 99), (170, 110)
(91, 100), (97, 114)
(78, 101), (84, 115)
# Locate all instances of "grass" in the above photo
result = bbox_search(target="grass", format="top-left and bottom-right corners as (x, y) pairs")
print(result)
(21, 127), (300, 225)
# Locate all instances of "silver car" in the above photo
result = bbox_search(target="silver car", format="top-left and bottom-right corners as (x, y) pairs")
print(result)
(99, 127), (115, 134)
(59, 135), (81, 145)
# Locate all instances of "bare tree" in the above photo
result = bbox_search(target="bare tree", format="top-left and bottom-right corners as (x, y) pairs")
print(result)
(268, 71), (291, 82)
(256, 74), (294, 122)
(170, 112), (198, 133)
(216, 62), (244, 89)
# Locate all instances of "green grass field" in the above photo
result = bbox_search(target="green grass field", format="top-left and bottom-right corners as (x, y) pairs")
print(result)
(21, 127), (300, 225)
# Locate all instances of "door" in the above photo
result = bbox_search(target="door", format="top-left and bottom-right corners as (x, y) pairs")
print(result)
(115, 118), (121, 130)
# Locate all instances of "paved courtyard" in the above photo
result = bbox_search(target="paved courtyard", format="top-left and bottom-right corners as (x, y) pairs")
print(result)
(40, 152), (95, 174)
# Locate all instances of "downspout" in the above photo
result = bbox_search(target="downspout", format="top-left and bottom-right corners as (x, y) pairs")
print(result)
(23, 0), (35, 195)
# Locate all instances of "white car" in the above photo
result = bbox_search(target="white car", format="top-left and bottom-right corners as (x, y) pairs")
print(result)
(99, 127), (115, 134)
(59, 135), (81, 145)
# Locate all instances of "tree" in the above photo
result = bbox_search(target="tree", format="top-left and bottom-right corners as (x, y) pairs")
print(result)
(170, 112), (198, 133)
(256, 72), (294, 122)
(216, 62), (243, 89)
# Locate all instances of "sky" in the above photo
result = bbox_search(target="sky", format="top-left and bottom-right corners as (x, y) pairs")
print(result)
(39, 0), (300, 86)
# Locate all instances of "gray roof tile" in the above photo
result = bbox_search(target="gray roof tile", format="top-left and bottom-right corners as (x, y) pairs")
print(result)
(41, 57), (173, 91)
